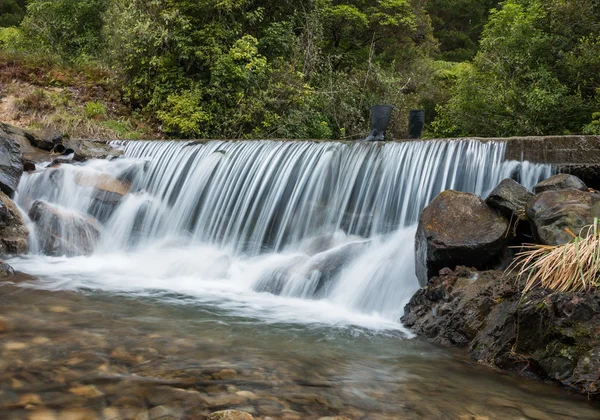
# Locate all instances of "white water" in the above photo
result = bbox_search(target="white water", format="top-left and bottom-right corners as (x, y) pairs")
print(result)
(8, 140), (552, 330)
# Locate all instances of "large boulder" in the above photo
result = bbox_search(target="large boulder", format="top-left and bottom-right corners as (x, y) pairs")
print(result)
(485, 178), (533, 220)
(0, 192), (29, 254)
(415, 190), (509, 287)
(527, 189), (600, 245)
(534, 173), (588, 194)
(75, 172), (132, 221)
(0, 128), (24, 198)
(28, 200), (101, 257)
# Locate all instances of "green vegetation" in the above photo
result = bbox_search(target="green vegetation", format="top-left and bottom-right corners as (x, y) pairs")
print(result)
(0, 0), (599, 139)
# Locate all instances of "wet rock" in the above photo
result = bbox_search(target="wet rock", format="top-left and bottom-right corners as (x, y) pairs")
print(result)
(207, 410), (254, 420)
(415, 191), (508, 287)
(534, 173), (587, 194)
(0, 261), (15, 277)
(148, 405), (183, 420)
(0, 191), (29, 254)
(74, 173), (131, 222)
(26, 128), (63, 152)
(0, 128), (24, 198)
(29, 200), (101, 257)
(23, 159), (37, 172)
(29, 410), (59, 420)
(64, 140), (123, 162)
(302, 240), (370, 296)
(403, 267), (600, 399)
(68, 385), (104, 398)
(485, 178), (533, 220)
(527, 189), (600, 245)
(213, 368), (237, 380)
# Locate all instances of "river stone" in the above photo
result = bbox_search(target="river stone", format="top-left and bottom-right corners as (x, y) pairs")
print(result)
(526, 189), (600, 245)
(485, 178), (533, 220)
(0, 261), (15, 277)
(207, 410), (254, 420)
(0, 128), (24, 198)
(415, 190), (508, 287)
(0, 191), (29, 254)
(534, 173), (587, 194)
(29, 200), (101, 257)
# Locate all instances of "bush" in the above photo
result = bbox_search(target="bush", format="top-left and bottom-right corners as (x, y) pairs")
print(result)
(156, 89), (210, 138)
(85, 101), (107, 119)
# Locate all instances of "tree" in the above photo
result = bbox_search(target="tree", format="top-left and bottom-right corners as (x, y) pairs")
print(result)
(431, 0), (600, 137)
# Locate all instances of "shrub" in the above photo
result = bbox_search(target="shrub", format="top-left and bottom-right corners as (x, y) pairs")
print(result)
(85, 101), (107, 119)
(156, 89), (210, 138)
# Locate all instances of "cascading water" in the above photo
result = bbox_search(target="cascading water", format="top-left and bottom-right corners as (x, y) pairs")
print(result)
(10, 139), (552, 328)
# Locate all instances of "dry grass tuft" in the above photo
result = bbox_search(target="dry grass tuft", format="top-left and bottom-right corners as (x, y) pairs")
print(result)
(508, 219), (600, 294)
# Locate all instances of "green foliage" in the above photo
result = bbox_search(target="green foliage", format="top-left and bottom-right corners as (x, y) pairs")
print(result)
(431, 0), (600, 137)
(21, 0), (109, 61)
(156, 89), (210, 138)
(0, 0), (27, 28)
(85, 101), (107, 120)
(5, 0), (598, 139)
(0, 27), (23, 50)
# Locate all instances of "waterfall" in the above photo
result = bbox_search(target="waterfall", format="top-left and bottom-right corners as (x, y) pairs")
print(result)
(12, 139), (553, 323)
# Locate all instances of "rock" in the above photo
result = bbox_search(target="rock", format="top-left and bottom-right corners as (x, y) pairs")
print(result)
(23, 159), (37, 172)
(402, 267), (600, 399)
(485, 178), (533, 220)
(415, 191), (509, 287)
(402, 267), (513, 346)
(0, 127), (24, 197)
(212, 368), (237, 380)
(0, 191), (29, 254)
(534, 173), (587, 194)
(254, 240), (370, 297)
(527, 189), (600, 245)
(68, 385), (104, 398)
(64, 139), (123, 161)
(148, 406), (183, 420)
(29, 200), (101, 257)
(207, 410), (254, 420)
(26, 128), (63, 152)
(74, 172), (131, 222)
(0, 261), (15, 276)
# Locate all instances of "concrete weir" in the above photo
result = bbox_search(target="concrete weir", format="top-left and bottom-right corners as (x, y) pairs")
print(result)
(393, 135), (600, 189)
(502, 135), (600, 189)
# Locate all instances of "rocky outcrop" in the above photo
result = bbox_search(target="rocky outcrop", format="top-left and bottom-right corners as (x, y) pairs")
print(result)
(0, 129), (24, 198)
(415, 190), (508, 287)
(0, 192), (29, 255)
(29, 200), (101, 257)
(527, 189), (600, 245)
(402, 267), (600, 398)
(485, 178), (533, 220)
(534, 173), (588, 194)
